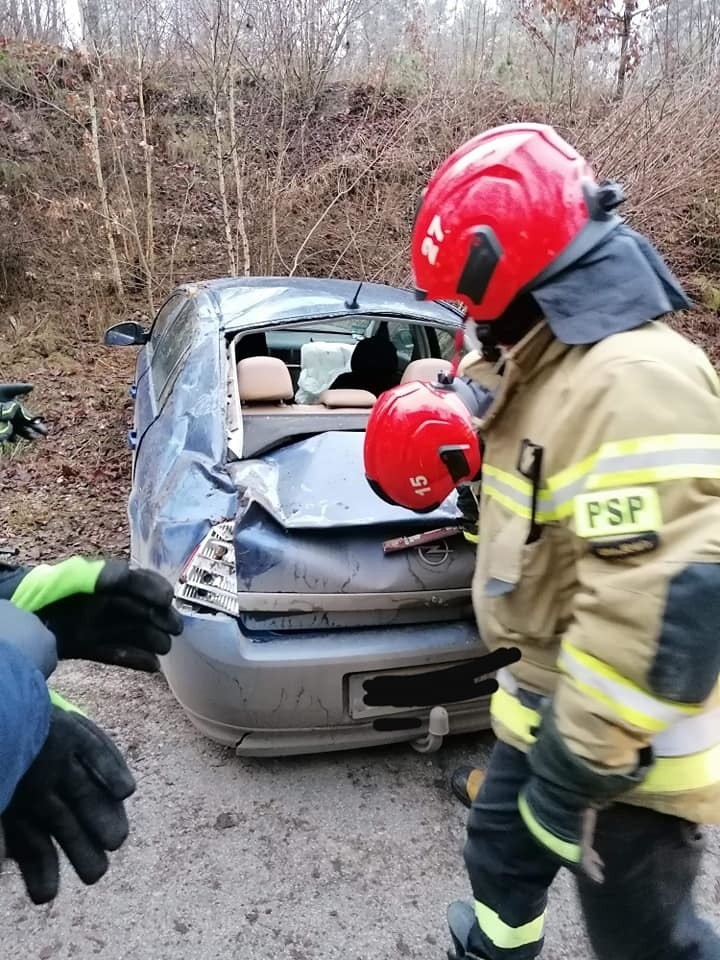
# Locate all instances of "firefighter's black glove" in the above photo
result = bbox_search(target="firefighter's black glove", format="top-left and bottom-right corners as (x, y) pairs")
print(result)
(11, 558), (183, 672)
(518, 705), (653, 883)
(1, 693), (136, 905)
(457, 483), (480, 544)
(0, 383), (47, 443)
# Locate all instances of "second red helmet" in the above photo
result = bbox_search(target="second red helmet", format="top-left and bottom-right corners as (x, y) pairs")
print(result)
(411, 122), (624, 321)
(364, 379), (483, 513)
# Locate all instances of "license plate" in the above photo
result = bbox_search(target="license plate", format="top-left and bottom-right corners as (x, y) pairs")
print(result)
(347, 666), (431, 720)
(347, 659), (491, 720)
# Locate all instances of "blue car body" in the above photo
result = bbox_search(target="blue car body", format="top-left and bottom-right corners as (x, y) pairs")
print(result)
(110, 276), (494, 756)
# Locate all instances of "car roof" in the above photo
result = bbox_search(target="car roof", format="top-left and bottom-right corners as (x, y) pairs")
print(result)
(182, 276), (464, 330)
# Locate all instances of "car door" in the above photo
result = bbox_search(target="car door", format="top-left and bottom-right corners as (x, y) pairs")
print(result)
(128, 300), (198, 558)
(126, 299), (238, 580)
(129, 293), (189, 471)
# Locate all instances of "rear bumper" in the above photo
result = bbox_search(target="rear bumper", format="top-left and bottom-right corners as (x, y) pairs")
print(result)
(187, 702), (491, 757)
(161, 609), (493, 756)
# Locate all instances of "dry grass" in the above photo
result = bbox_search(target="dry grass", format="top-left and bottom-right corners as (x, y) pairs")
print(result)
(0, 41), (718, 357)
(0, 40), (719, 565)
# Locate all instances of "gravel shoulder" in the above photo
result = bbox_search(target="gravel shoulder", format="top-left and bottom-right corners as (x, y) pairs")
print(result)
(3, 660), (719, 960)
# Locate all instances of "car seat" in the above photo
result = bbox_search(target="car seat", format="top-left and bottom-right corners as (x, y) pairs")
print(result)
(236, 332), (269, 362)
(400, 358), (453, 384)
(237, 357), (293, 405)
(329, 334), (400, 397)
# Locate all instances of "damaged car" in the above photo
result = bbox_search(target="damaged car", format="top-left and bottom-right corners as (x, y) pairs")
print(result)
(104, 276), (500, 757)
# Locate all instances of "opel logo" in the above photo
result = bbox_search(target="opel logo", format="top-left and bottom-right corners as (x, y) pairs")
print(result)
(418, 541), (450, 566)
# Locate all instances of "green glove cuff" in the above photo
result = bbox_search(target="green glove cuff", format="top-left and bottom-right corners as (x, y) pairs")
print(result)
(11, 558), (105, 613)
(49, 688), (88, 717)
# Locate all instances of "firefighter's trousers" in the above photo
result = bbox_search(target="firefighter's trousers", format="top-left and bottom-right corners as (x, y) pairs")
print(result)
(462, 739), (720, 960)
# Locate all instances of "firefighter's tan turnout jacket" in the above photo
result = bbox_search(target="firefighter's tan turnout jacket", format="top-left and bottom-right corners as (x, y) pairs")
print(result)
(460, 319), (720, 824)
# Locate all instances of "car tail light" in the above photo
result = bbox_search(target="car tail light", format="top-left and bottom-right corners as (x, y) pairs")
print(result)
(175, 520), (239, 616)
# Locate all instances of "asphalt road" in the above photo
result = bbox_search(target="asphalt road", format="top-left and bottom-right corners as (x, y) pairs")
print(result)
(3, 661), (719, 960)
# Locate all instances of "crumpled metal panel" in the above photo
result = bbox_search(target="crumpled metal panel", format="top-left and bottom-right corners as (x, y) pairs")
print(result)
(228, 431), (462, 530)
(231, 499), (475, 633)
(128, 307), (238, 586)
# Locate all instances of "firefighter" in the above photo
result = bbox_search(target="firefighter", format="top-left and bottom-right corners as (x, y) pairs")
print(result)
(364, 123), (720, 959)
(0, 383), (184, 904)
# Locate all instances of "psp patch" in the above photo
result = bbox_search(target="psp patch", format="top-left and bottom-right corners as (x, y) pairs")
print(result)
(573, 486), (662, 558)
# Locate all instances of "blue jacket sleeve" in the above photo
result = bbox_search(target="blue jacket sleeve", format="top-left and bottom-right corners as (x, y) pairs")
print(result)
(0, 599), (57, 678)
(0, 638), (51, 813)
(0, 561), (29, 602)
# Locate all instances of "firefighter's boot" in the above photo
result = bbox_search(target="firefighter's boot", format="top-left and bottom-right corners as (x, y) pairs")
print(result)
(450, 765), (485, 808)
(447, 900), (487, 960)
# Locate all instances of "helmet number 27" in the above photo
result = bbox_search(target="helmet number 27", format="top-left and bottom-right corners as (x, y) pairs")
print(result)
(420, 215), (444, 265)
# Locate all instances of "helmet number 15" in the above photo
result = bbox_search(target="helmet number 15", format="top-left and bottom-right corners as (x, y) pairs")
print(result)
(410, 475), (432, 497)
(420, 215), (444, 265)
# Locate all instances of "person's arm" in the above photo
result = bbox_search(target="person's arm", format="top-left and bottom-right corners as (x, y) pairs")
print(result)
(0, 599), (57, 679)
(1, 685), (137, 904)
(0, 640), (52, 814)
(0, 606), (137, 904)
(519, 349), (720, 877)
(0, 557), (183, 672)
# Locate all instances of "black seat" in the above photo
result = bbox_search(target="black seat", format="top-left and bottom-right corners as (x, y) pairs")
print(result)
(330, 335), (400, 397)
(236, 332), (269, 361)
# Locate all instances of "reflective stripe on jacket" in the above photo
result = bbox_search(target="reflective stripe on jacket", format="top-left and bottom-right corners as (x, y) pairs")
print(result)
(460, 319), (720, 823)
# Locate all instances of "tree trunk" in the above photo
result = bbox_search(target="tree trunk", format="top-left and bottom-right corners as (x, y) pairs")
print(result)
(615, 0), (636, 101)
(135, 33), (155, 311)
(212, 80), (237, 276)
(548, 15), (559, 101)
(227, 56), (251, 276)
(87, 82), (124, 298)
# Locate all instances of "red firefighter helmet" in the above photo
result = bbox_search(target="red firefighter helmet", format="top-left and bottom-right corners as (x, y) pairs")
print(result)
(411, 122), (624, 321)
(364, 379), (483, 513)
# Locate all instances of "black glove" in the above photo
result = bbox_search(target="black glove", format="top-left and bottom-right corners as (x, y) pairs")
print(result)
(0, 383), (47, 443)
(1, 697), (136, 905)
(456, 483), (480, 543)
(34, 559), (184, 672)
(518, 705), (653, 883)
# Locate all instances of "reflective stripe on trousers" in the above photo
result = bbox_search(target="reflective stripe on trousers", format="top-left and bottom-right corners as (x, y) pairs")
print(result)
(474, 901), (545, 953)
(491, 669), (720, 794)
(463, 738), (720, 960)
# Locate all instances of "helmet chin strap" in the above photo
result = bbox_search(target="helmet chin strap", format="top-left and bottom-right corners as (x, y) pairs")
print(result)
(448, 310), (504, 378)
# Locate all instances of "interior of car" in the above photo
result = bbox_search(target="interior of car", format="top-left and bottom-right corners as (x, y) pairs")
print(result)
(230, 316), (455, 414)
(225, 316), (456, 459)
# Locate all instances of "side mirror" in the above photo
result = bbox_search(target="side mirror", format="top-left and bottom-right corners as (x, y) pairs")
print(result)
(104, 320), (150, 347)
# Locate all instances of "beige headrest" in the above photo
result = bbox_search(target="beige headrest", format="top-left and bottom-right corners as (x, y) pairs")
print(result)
(319, 388), (376, 409)
(237, 356), (293, 403)
(400, 358), (453, 384)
